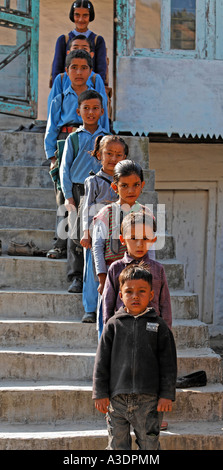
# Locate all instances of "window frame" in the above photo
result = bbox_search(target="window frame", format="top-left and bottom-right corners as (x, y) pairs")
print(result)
(115, 0), (223, 60)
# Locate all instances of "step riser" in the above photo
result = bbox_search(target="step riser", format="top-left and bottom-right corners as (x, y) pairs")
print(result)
(0, 208), (56, 230)
(0, 132), (45, 166)
(0, 229), (55, 254)
(0, 323), (98, 349)
(0, 353), (220, 382)
(0, 433), (222, 451)
(0, 388), (222, 424)
(1, 188), (55, 209)
(0, 322), (209, 350)
(0, 167), (52, 188)
(0, 133), (150, 168)
(0, 257), (184, 290)
(0, 230), (176, 260)
(0, 291), (199, 321)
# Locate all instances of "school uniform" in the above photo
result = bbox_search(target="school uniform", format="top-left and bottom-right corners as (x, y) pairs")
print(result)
(102, 251), (172, 329)
(52, 30), (107, 84)
(44, 84), (109, 160)
(60, 125), (108, 285)
(82, 170), (118, 314)
(47, 71), (107, 117)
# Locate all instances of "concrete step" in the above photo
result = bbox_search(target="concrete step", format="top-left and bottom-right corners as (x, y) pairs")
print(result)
(0, 320), (98, 350)
(0, 347), (220, 382)
(0, 381), (222, 425)
(0, 420), (222, 450)
(0, 187), (55, 209)
(0, 132), (151, 168)
(0, 319), (209, 350)
(0, 289), (199, 321)
(0, 131), (45, 166)
(0, 229), (175, 259)
(0, 229), (55, 254)
(0, 166), (52, 188)
(0, 256), (185, 290)
(0, 207), (56, 230)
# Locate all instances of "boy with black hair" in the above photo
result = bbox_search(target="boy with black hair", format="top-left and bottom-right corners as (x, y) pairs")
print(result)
(45, 50), (109, 260)
(93, 263), (177, 450)
(45, 49), (109, 163)
(102, 210), (172, 329)
(60, 89), (108, 293)
(48, 35), (107, 116)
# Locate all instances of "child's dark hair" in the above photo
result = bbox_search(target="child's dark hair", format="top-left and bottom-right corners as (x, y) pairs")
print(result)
(69, 1), (95, 22)
(119, 262), (153, 289)
(78, 89), (103, 107)
(91, 135), (129, 160)
(121, 209), (157, 236)
(113, 159), (144, 185)
(69, 34), (93, 51)
(65, 49), (93, 69)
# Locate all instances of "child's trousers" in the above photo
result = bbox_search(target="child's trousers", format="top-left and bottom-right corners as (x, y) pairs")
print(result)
(82, 248), (99, 313)
(106, 393), (163, 451)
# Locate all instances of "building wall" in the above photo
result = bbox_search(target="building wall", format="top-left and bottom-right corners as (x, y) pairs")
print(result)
(149, 142), (223, 336)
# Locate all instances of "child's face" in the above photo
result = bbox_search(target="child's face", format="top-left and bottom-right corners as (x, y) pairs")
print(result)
(99, 142), (127, 176)
(120, 223), (156, 259)
(111, 174), (145, 207)
(70, 39), (94, 58)
(77, 98), (103, 129)
(66, 58), (91, 88)
(120, 279), (154, 316)
(73, 7), (90, 32)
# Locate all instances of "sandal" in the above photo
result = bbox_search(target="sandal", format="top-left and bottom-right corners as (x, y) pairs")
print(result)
(46, 247), (67, 259)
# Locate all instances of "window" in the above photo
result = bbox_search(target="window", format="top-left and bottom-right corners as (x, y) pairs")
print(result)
(135, 0), (161, 49)
(171, 0), (196, 50)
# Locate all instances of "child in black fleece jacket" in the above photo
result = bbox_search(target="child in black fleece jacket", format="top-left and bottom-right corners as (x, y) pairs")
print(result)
(92, 263), (177, 450)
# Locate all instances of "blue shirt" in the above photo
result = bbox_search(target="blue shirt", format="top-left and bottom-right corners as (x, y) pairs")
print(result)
(47, 71), (107, 117)
(60, 125), (107, 199)
(44, 85), (109, 159)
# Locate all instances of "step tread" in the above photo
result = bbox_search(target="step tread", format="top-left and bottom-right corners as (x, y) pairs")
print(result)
(0, 420), (222, 437)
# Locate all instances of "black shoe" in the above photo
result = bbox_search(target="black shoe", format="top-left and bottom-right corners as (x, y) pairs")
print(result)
(68, 278), (83, 293)
(82, 312), (96, 323)
(176, 370), (207, 388)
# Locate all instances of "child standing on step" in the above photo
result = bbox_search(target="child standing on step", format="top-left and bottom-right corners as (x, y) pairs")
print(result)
(102, 210), (172, 330)
(92, 263), (177, 450)
(80, 135), (129, 323)
(92, 159), (156, 335)
(59, 89), (108, 294)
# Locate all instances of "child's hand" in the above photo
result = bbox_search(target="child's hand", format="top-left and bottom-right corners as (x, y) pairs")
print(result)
(157, 398), (172, 412)
(95, 398), (110, 414)
(97, 273), (107, 295)
(65, 198), (76, 212)
(80, 230), (92, 249)
(50, 156), (57, 169)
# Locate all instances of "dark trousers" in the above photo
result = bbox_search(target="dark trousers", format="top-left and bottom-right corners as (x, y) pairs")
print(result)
(67, 183), (85, 282)
(106, 394), (163, 450)
(53, 131), (69, 251)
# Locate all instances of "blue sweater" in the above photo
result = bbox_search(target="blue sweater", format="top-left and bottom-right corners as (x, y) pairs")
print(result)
(52, 30), (107, 84)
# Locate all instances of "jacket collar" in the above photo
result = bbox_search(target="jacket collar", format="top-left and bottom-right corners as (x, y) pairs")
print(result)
(115, 306), (157, 319)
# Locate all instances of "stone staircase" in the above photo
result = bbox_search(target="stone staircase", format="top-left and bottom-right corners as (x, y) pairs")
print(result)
(0, 130), (222, 450)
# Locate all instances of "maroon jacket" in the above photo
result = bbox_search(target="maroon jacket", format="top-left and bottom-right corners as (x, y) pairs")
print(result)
(102, 251), (172, 329)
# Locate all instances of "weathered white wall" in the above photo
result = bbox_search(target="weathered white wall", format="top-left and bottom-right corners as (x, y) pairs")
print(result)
(150, 142), (223, 335)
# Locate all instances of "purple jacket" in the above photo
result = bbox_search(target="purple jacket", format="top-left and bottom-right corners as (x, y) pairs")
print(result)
(102, 251), (172, 329)
(52, 31), (107, 84)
